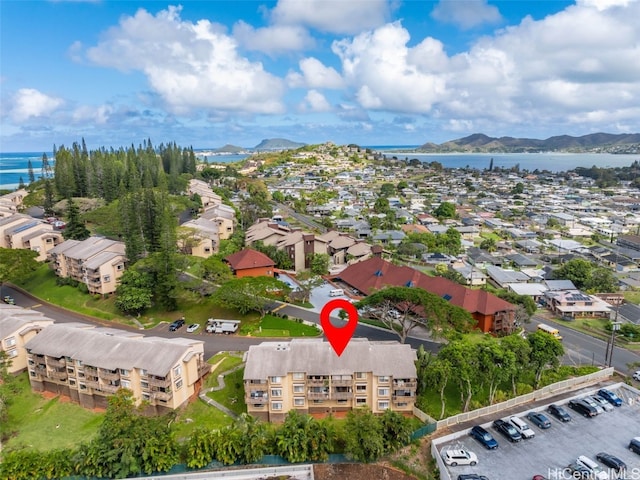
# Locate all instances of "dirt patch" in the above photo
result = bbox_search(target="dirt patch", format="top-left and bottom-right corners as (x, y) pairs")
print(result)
(38, 391), (106, 413)
(314, 463), (417, 480)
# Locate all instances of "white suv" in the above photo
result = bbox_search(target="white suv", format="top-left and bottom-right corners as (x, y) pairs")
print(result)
(442, 448), (478, 466)
(576, 455), (609, 480)
(509, 416), (535, 439)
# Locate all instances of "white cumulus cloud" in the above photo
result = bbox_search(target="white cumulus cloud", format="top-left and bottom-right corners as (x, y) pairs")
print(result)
(11, 88), (64, 122)
(301, 89), (332, 112)
(270, 0), (391, 34)
(232, 21), (314, 54)
(286, 57), (344, 89)
(431, 0), (502, 29)
(85, 5), (285, 115)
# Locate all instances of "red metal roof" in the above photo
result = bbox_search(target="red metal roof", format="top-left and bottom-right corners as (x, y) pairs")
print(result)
(338, 257), (514, 316)
(225, 248), (275, 270)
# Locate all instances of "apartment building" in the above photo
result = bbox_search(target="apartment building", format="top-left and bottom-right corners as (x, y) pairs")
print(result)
(243, 339), (418, 422)
(25, 323), (209, 413)
(48, 236), (126, 295)
(0, 213), (63, 261)
(0, 304), (54, 374)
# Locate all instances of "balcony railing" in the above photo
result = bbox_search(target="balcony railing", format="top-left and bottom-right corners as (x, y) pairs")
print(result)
(392, 394), (415, 401)
(84, 380), (100, 389)
(306, 378), (329, 386)
(393, 381), (417, 389)
(151, 390), (173, 401)
(99, 369), (120, 380)
(148, 376), (171, 388)
(331, 379), (353, 386)
(100, 384), (121, 394)
(48, 370), (68, 380)
(331, 391), (353, 400)
(245, 395), (268, 405)
(245, 380), (268, 387)
(307, 391), (330, 400)
(84, 366), (98, 375)
(47, 357), (66, 368)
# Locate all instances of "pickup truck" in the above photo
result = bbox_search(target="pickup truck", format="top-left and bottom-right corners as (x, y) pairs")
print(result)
(206, 319), (240, 334)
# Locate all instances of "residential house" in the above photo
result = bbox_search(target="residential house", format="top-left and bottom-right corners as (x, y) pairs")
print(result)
(225, 249), (275, 278)
(318, 230), (372, 265)
(25, 323), (209, 413)
(179, 217), (220, 257)
(0, 304), (54, 374)
(48, 236), (126, 295)
(0, 213), (63, 261)
(276, 231), (328, 272)
(543, 290), (612, 319)
(335, 257), (516, 334)
(243, 338), (417, 422)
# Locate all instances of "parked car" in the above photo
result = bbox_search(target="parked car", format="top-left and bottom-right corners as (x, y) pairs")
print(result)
(547, 404), (571, 422)
(532, 476), (548, 480)
(442, 448), (478, 466)
(457, 475), (489, 480)
(186, 323), (200, 333)
(633, 371), (640, 381)
(597, 388), (622, 407)
(3, 295), (15, 305)
(493, 419), (522, 442)
(168, 318), (185, 331)
(595, 452), (626, 472)
(568, 399), (597, 418)
(526, 411), (551, 429)
(469, 425), (498, 449)
(629, 437), (640, 455)
(582, 396), (604, 414)
(509, 416), (535, 438)
(576, 455), (608, 480)
(590, 395), (613, 412)
(565, 462), (591, 479)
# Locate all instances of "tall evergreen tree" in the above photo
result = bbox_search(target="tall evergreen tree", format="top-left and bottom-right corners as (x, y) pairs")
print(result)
(43, 179), (55, 216)
(62, 198), (90, 240)
(27, 159), (35, 184)
(18, 177), (25, 189)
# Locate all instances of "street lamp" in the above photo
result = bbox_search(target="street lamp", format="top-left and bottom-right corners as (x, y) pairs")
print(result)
(606, 321), (621, 368)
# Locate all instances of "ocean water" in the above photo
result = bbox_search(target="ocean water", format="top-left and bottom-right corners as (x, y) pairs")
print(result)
(1, 150), (639, 191)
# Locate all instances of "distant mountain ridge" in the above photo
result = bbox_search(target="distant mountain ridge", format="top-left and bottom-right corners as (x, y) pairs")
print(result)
(418, 133), (640, 153)
(210, 138), (306, 153)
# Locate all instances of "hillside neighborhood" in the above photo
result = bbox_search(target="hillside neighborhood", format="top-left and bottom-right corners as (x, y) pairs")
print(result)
(2, 141), (640, 479)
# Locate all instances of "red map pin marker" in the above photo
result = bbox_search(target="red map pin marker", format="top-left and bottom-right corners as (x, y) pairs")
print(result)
(320, 298), (358, 357)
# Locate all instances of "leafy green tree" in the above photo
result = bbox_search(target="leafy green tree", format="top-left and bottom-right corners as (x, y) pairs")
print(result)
(185, 427), (217, 468)
(553, 258), (593, 290)
(495, 290), (537, 317)
(309, 253), (330, 275)
(379, 183), (395, 197)
(479, 237), (497, 252)
(586, 267), (618, 293)
(115, 269), (154, 315)
(202, 255), (233, 284)
(373, 196), (390, 213)
(433, 201), (456, 219)
(0, 248), (39, 289)
(234, 414), (270, 464)
(212, 426), (242, 465)
(439, 339), (479, 412)
(396, 180), (409, 191)
(528, 331), (564, 388)
(344, 409), (384, 462)
(511, 182), (524, 194)
(62, 198), (90, 240)
(476, 339), (516, 404)
(275, 411), (335, 463)
(213, 276), (291, 317)
(500, 333), (532, 395)
(423, 356), (451, 419)
(290, 270), (323, 303)
(380, 409), (412, 453)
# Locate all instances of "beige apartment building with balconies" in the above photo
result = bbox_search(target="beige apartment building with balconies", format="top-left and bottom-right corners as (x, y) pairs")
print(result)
(0, 304), (54, 374)
(25, 323), (209, 413)
(243, 339), (418, 422)
(48, 236), (126, 295)
(0, 213), (63, 261)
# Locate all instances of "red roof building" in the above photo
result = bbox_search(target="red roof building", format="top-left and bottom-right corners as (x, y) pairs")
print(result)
(225, 249), (276, 278)
(336, 257), (515, 334)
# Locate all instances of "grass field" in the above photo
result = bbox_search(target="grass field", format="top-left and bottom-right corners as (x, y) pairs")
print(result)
(3, 374), (104, 452)
(240, 314), (321, 337)
(207, 368), (247, 416)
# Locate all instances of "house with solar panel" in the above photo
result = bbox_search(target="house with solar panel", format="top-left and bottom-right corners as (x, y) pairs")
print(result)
(48, 236), (126, 295)
(542, 289), (612, 320)
(0, 213), (63, 261)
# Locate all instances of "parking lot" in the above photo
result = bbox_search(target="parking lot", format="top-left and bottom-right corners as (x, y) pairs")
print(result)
(434, 383), (640, 480)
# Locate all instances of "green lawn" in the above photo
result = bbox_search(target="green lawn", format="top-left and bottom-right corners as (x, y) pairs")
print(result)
(173, 396), (234, 440)
(207, 368), (247, 416)
(623, 291), (640, 305)
(3, 374), (104, 453)
(240, 314), (321, 337)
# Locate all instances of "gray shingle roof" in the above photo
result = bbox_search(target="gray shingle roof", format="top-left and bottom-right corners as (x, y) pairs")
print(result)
(243, 338), (417, 380)
(25, 324), (203, 376)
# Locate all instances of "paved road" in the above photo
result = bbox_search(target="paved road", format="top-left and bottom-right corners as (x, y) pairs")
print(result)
(274, 202), (327, 233)
(528, 315), (640, 376)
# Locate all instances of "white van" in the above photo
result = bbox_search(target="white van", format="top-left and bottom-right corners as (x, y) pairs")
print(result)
(329, 289), (344, 297)
(576, 455), (608, 480)
(509, 416), (535, 439)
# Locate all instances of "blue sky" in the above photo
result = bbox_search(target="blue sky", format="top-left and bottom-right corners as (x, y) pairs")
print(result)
(1, 0), (639, 152)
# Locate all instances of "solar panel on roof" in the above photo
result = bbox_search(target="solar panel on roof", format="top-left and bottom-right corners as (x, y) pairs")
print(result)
(443, 294), (452, 301)
(13, 221), (39, 233)
(375, 270), (383, 276)
(405, 281), (414, 287)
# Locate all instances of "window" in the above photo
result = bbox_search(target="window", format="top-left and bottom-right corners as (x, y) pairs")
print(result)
(270, 376), (282, 384)
(120, 369), (129, 376)
(140, 381), (149, 390)
(355, 372), (366, 379)
(173, 365), (182, 377)
(204, 247), (211, 253)
(7, 349), (17, 358)
(294, 397), (305, 407)
(356, 384), (367, 393)
(378, 376), (389, 383)
(4, 336), (16, 347)
(69, 379), (76, 386)
(46, 238), (53, 244)
(271, 388), (282, 397)
(293, 384), (304, 394)
(175, 379), (183, 390)
(271, 402), (283, 411)
(103, 275), (111, 282)
(67, 367), (75, 374)
(292, 372), (305, 380)
(76, 359), (83, 366)
(139, 369), (147, 376)
(121, 379), (130, 389)
(356, 397), (367, 406)
(29, 370), (36, 377)
(378, 388), (389, 397)
(378, 401), (389, 410)
(79, 383), (87, 390)
(116, 264), (124, 271)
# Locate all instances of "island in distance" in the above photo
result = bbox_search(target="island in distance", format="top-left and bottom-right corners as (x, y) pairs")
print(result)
(206, 138), (307, 154)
